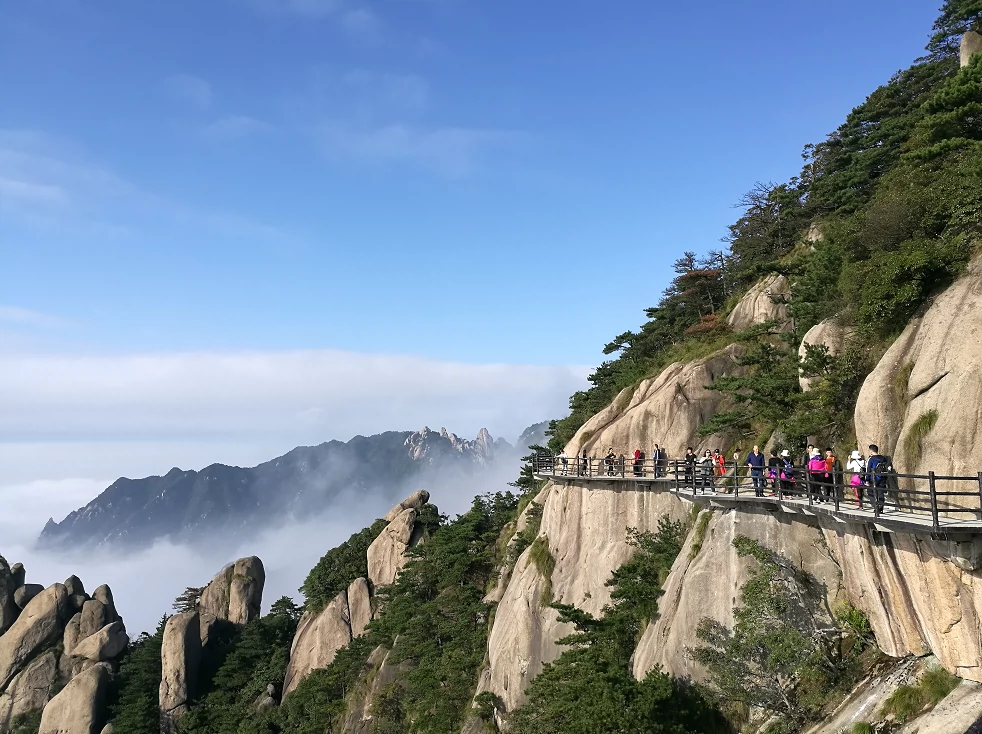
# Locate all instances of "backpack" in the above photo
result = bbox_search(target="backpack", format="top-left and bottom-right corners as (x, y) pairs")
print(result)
(638, 451), (645, 462)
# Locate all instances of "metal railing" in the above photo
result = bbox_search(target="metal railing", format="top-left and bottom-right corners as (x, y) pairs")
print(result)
(532, 454), (982, 532)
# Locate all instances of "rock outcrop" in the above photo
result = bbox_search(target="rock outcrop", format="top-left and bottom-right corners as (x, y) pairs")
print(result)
(282, 577), (372, 697)
(340, 643), (412, 733)
(962, 30), (982, 67)
(198, 556), (266, 628)
(633, 507), (842, 682)
(481, 484), (690, 712)
(854, 254), (982, 483)
(71, 622), (128, 663)
(0, 584), (68, 690)
(159, 612), (201, 732)
(0, 564), (126, 731)
(0, 651), (58, 729)
(563, 344), (745, 460)
(726, 273), (792, 332)
(798, 317), (852, 391)
(368, 492), (430, 589)
(38, 662), (110, 734)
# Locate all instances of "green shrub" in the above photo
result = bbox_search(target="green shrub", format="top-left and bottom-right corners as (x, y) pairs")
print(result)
(529, 535), (556, 605)
(881, 683), (925, 722)
(689, 510), (713, 560)
(849, 723), (872, 734)
(902, 409), (939, 468)
(920, 665), (960, 704)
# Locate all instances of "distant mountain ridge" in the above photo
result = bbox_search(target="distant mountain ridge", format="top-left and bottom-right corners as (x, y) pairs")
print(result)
(38, 422), (548, 550)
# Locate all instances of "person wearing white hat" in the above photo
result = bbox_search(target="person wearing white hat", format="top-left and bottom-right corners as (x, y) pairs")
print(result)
(847, 450), (866, 507)
(779, 449), (795, 495)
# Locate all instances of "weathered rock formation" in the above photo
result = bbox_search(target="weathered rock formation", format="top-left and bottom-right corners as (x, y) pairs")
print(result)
(282, 577), (372, 697)
(726, 273), (792, 332)
(159, 612), (201, 732)
(633, 506), (842, 682)
(962, 30), (982, 67)
(797, 316), (852, 391)
(198, 555), (266, 628)
(481, 484), (690, 712)
(38, 662), (111, 734)
(563, 344), (745, 460)
(339, 643), (412, 733)
(854, 254), (982, 482)
(0, 561), (127, 733)
(0, 652), (58, 729)
(368, 491), (429, 588)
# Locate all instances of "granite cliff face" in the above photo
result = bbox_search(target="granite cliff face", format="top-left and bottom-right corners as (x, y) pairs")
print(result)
(477, 265), (982, 726)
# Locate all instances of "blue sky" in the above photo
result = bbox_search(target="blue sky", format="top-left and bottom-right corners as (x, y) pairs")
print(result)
(1, 0), (939, 364)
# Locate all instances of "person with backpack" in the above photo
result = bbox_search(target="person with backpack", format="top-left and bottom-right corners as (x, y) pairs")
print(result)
(652, 443), (662, 477)
(779, 449), (796, 495)
(558, 449), (569, 476)
(633, 448), (644, 477)
(580, 450), (588, 476)
(846, 450), (865, 507)
(746, 444), (766, 497)
(605, 448), (616, 476)
(713, 449), (725, 478)
(866, 444), (891, 513)
(767, 450), (781, 494)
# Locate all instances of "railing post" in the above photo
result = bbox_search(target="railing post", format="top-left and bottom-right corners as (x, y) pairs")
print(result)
(834, 468), (840, 512)
(978, 472), (982, 521)
(806, 468), (813, 507)
(929, 471), (939, 532)
(621, 457), (625, 479)
(734, 463), (739, 497)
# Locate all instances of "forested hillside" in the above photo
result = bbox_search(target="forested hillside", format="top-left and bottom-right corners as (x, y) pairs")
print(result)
(548, 0), (981, 454)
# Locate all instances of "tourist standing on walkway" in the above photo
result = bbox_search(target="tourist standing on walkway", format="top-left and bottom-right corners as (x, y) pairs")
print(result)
(604, 448), (615, 476)
(633, 448), (644, 477)
(847, 450), (865, 507)
(823, 448), (837, 501)
(559, 449), (568, 476)
(653, 444), (662, 477)
(732, 448), (741, 480)
(866, 445), (889, 513)
(684, 447), (696, 487)
(580, 450), (588, 476)
(746, 444), (765, 497)
(699, 450), (715, 493)
(767, 450), (781, 494)
(808, 449), (826, 502)
(780, 450), (796, 495)
(713, 449), (725, 478)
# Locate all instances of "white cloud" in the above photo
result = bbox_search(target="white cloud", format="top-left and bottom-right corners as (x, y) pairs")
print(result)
(317, 123), (513, 176)
(164, 73), (214, 108)
(0, 349), (584, 445)
(0, 306), (68, 329)
(201, 115), (275, 140)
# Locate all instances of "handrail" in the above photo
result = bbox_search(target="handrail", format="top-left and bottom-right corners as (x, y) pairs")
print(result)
(532, 454), (982, 533)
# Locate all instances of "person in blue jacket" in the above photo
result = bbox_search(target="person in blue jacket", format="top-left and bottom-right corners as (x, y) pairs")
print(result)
(865, 444), (889, 513)
(746, 444), (766, 497)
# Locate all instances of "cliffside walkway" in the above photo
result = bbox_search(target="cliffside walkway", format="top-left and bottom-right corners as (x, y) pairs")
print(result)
(532, 456), (982, 540)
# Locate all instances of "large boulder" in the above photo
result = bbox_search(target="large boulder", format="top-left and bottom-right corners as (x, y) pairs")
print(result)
(13, 584), (44, 610)
(38, 662), (110, 734)
(71, 621), (128, 662)
(63, 575), (85, 598)
(347, 577), (372, 637)
(383, 490), (430, 522)
(283, 592), (350, 697)
(64, 612), (83, 656)
(367, 508), (423, 589)
(199, 556), (265, 627)
(91, 585), (118, 623)
(0, 651), (58, 728)
(633, 507), (842, 682)
(854, 255), (982, 489)
(726, 273), (792, 332)
(0, 584), (68, 691)
(79, 599), (109, 641)
(962, 30), (982, 67)
(563, 344), (745, 460)
(0, 557), (18, 636)
(159, 612), (201, 732)
(797, 317), (852, 391)
(481, 484), (689, 712)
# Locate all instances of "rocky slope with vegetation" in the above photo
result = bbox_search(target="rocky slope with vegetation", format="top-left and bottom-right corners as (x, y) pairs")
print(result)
(3, 4), (981, 733)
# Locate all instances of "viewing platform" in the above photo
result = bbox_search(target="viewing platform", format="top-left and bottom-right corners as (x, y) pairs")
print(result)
(532, 455), (982, 542)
